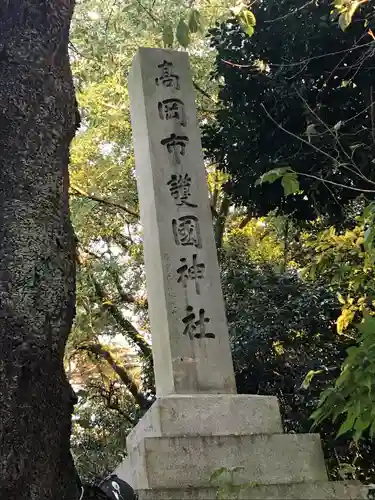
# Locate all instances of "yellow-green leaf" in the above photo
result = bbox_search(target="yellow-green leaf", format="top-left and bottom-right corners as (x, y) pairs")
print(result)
(188, 9), (203, 34)
(301, 369), (324, 389)
(255, 167), (289, 186)
(239, 9), (256, 37)
(339, 11), (352, 31)
(176, 19), (190, 48)
(281, 172), (300, 196)
(163, 23), (174, 48)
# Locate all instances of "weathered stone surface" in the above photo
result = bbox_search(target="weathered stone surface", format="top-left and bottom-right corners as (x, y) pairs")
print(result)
(115, 458), (133, 486)
(127, 394), (283, 449)
(128, 48), (236, 397)
(129, 433), (328, 489)
(135, 482), (369, 500)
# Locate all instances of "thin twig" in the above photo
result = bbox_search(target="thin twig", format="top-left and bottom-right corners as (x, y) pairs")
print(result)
(134, 0), (159, 23)
(294, 171), (375, 193)
(70, 183), (139, 218)
(261, 103), (375, 193)
(264, 0), (314, 23)
(193, 81), (217, 104)
(296, 90), (375, 185)
(221, 42), (374, 70)
(261, 104), (345, 166)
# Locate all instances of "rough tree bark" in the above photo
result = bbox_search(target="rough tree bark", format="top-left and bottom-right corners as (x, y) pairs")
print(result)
(0, 1), (80, 499)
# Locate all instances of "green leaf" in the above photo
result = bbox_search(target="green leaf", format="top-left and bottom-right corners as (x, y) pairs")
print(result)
(209, 467), (228, 484)
(281, 172), (300, 196)
(176, 19), (190, 48)
(255, 167), (289, 186)
(238, 9), (256, 37)
(364, 226), (375, 251)
(163, 23), (174, 48)
(337, 292), (346, 305)
(353, 416), (370, 441)
(77, 418), (91, 429)
(301, 369), (324, 389)
(75, 390), (88, 398)
(337, 412), (356, 437)
(357, 312), (375, 338)
(188, 9), (203, 34)
(339, 11), (352, 31)
(338, 1), (362, 31)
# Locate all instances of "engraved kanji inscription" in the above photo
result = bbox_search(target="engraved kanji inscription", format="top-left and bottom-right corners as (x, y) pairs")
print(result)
(155, 60), (180, 90)
(161, 133), (189, 164)
(158, 98), (186, 126)
(182, 306), (215, 339)
(177, 254), (205, 295)
(172, 215), (202, 248)
(167, 174), (197, 208)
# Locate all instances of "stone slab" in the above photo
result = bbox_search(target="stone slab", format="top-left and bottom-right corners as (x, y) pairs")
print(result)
(115, 457), (133, 487)
(129, 433), (328, 489)
(129, 48), (236, 397)
(136, 481), (369, 499)
(127, 395), (283, 450)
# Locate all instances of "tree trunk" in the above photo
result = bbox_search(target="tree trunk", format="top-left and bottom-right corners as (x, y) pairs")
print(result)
(0, 2), (80, 499)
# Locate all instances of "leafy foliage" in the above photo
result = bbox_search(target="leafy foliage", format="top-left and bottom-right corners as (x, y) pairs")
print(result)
(300, 208), (375, 440)
(312, 313), (375, 442)
(71, 390), (134, 483)
(202, 0), (375, 224)
(221, 245), (375, 482)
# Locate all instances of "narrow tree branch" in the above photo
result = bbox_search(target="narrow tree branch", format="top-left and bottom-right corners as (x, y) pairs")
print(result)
(193, 81), (217, 104)
(294, 170), (375, 193)
(80, 344), (150, 411)
(92, 278), (152, 359)
(109, 268), (148, 310)
(296, 90), (375, 185)
(222, 42), (374, 70)
(264, 0), (314, 23)
(134, 0), (159, 23)
(261, 104), (375, 193)
(214, 195), (231, 250)
(70, 183), (139, 218)
(239, 211), (252, 229)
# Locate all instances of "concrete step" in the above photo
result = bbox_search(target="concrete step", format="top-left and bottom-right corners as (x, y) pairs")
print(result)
(135, 481), (369, 499)
(129, 433), (328, 489)
(127, 395), (283, 449)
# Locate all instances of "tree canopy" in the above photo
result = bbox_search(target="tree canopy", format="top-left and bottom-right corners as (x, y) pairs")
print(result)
(202, 0), (375, 224)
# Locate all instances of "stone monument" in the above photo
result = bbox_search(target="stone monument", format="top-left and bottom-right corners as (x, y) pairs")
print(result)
(121, 47), (368, 499)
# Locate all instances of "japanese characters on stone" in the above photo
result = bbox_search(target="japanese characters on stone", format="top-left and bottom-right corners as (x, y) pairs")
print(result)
(156, 59), (215, 340)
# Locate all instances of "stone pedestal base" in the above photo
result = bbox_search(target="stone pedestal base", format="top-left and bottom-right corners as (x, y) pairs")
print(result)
(120, 395), (368, 499)
(136, 482), (368, 499)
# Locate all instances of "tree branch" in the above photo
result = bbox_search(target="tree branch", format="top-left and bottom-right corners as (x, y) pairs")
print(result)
(214, 195), (231, 250)
(193, 81), (217, 104)
(70, 183), (139, 218)
(80, 344), (150, 411)
(92, 277), (152, 359)
(239, 210), (252, 229)
(261, 104), (375, 194)
(296, 90), (375, 186)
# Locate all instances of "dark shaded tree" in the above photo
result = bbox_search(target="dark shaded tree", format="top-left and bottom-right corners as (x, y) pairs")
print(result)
(0, 2), (81, 498)
(203, 0), (375, 225)
(221, 252), (375, 482)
